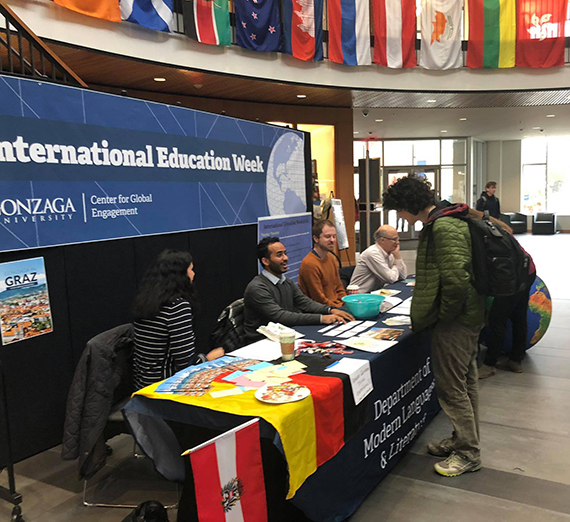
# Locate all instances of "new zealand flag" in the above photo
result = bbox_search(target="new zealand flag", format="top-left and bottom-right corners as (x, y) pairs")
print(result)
(235, 0), (282, 52)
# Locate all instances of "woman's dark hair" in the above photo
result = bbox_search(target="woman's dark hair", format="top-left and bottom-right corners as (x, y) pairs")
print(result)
(382, 175), (436, 215)
(133, 250), (198, 321)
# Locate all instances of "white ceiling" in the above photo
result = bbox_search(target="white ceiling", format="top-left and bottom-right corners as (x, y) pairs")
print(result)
(353, 105), (570, 141)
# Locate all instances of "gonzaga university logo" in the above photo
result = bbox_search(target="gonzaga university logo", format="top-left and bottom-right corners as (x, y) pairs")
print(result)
(0, 197), (77, 224)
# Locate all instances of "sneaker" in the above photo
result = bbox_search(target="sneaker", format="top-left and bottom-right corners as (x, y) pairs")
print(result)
(478, 364), (496, 380)
(497, 360), (523, 373)
(427, 437), (456, 457)
(434, 452), (482, 477)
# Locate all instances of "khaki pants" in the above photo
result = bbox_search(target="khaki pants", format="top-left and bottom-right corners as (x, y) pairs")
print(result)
(432, 321), (482, 462)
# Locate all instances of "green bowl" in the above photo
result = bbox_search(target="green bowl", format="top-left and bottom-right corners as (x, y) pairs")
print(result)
(342, 294), (386, 320)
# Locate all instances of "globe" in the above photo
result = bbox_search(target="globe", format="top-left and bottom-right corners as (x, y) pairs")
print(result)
(481, 275), (552, 352)
(266, 132), (307, 216)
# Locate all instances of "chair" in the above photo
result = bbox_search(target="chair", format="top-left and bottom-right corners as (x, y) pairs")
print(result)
(210, 298), (246, 353)
(501, 212), (527, 234)
(532, 212), (556, 235)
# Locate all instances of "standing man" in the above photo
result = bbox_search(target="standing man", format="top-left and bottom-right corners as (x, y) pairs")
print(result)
(243, 238), (354, 343)
(298, 220), (346, 308)
(383, 175), (485, 477)
(476, 181), (501, 219)
(349, 225), (407, 293)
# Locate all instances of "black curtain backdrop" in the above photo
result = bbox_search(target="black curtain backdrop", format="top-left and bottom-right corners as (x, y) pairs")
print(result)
(0, 224), (257, 464)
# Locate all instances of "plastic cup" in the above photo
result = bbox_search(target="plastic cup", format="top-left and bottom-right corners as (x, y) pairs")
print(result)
(279, 332), (296, 361)
(347, 284), (360, 295)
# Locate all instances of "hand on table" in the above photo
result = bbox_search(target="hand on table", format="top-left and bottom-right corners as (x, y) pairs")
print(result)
(332, 308), (355, 322)
(206, 347), (225, 361)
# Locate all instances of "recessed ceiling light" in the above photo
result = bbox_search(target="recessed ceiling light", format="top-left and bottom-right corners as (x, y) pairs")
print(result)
(459, 117), (467, 121)
(297, 94), (307, 98)
(375, 119), (384, 122)
(546, 114), (555, 118)
(532, 126), (541, 130)
(440, 130), (448, 133)
(427, 99), (437, 103)
(153, 77), (166, 82)
(354, 131), (359, 134)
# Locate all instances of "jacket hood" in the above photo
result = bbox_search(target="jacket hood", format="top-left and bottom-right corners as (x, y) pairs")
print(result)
(426, 202), (469, 224)
(480, 191), (496, 199)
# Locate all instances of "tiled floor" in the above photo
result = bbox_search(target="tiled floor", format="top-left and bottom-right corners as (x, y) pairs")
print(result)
(1, 234), (568, 522)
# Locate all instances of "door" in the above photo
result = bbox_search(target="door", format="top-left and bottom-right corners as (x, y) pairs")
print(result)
(382, 167), (440, 240)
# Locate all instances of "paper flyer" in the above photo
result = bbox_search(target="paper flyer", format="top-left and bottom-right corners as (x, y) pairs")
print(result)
(0, 257), (53, 345)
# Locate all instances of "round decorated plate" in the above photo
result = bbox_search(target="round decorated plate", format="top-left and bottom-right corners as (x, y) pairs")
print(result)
(255, 383), (311, 404)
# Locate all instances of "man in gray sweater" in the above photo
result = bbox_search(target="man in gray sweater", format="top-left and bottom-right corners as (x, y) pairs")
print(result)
(243, 237), (354, 343)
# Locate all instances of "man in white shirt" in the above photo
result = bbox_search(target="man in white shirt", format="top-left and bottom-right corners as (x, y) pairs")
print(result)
(350, 225), (408, 293)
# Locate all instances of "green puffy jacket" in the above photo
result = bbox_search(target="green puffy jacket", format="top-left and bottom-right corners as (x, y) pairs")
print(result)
(411, 216), (485, 332)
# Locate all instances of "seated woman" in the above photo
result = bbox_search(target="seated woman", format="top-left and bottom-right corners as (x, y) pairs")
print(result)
(132, 250), (216, 390)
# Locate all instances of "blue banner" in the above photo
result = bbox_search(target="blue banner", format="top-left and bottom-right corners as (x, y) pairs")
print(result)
(258, 212), (312, 283)
(0, 77), (307, 252)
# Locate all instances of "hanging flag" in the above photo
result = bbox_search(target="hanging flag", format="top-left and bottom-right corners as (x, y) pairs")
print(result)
(327, 0), (372, 65)
(182, 0), (232, 45)
(516, 0), (566, 68)
(235, 0), (282, 53)
(281, 0), (324, 61)
(184, 419), (267, 522)
(372, 0), (417, 68)
(467, 0), (515, 68)
(54, 0), (121, 22)
(120, 0), (174, 32)
(419, 0), (463, 69)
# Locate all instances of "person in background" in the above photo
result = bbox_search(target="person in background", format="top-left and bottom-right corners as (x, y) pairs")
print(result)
(479, 244), (537, 378)
(383, 175), (484, 478)
(243, 237), (354, 344)
(132, 250), (222, 390)
(298, 219), (346, 308)
(349, 225), (407, 293)
(476, 181), (501, 219)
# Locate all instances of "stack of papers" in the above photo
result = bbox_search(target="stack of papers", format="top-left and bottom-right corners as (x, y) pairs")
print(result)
(322, 321), (376, 338)
(383, 316), (411, 326)
(385, 297), (412, 315)
(227, 339), (283, 361)
(335, 337), (397, 354)
(257, 322), (304, 342)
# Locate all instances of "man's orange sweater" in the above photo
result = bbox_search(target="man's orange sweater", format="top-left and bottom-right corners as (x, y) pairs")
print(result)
(298, 251), (346, 308)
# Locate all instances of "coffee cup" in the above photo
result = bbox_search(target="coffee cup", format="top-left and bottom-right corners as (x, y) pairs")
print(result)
(279, 331), (296, 361)
(347, 284), (360, 295)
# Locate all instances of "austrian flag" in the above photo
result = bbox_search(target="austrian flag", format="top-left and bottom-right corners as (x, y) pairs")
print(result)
(184, 419), (267, 522)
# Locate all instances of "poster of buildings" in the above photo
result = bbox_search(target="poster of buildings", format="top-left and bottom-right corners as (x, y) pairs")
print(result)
(0, 257), (53, 345)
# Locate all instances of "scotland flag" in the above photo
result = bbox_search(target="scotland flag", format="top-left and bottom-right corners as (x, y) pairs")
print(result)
(120, 0), (174, 32)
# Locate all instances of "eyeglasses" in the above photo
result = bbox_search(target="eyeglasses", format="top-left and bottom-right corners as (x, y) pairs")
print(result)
(381, 236), (400, 242)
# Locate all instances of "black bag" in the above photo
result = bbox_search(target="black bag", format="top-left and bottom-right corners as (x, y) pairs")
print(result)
(464, 212), (530, 297)
(121, 500), (169, 522)
(210, 299), (245, 353)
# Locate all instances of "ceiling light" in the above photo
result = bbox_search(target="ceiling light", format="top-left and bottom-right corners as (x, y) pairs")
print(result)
(459, 117), (467, 121)
(532, 126), (541, 130)
(375, 119), (384, 122)
(354, 131), (359, 134)
(297, 94), (307, 99)
(194, 84), (203, 89)
(153, 77), (166, 82)
(440, 130), (448, 133)
(427, 99), (437, 103)
(546, 114), (555, 118)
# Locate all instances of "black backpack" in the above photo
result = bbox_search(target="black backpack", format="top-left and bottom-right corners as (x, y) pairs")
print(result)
(463, 212), (530, 297)
(429, 207), (530, 297)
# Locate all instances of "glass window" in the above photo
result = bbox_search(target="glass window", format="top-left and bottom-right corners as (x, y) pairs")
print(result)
(441, 166), (467, 203)
(521, 164), (546, 214)
(545, 137), (570, 213)
(521, 137), (546, 165)
(384, 141), (413, 166)
(413, 140), (440, 165)
(353, 141), (366, 167)
(368, 141), (383, 161)
(441, 139), (466, 165)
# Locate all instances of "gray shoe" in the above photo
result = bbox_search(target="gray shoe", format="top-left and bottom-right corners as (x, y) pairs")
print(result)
(478, 364), (496, 380)
(427, 437), (455, 457)
(497, 360), (523, 373)
(434, 452), (482, 477)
